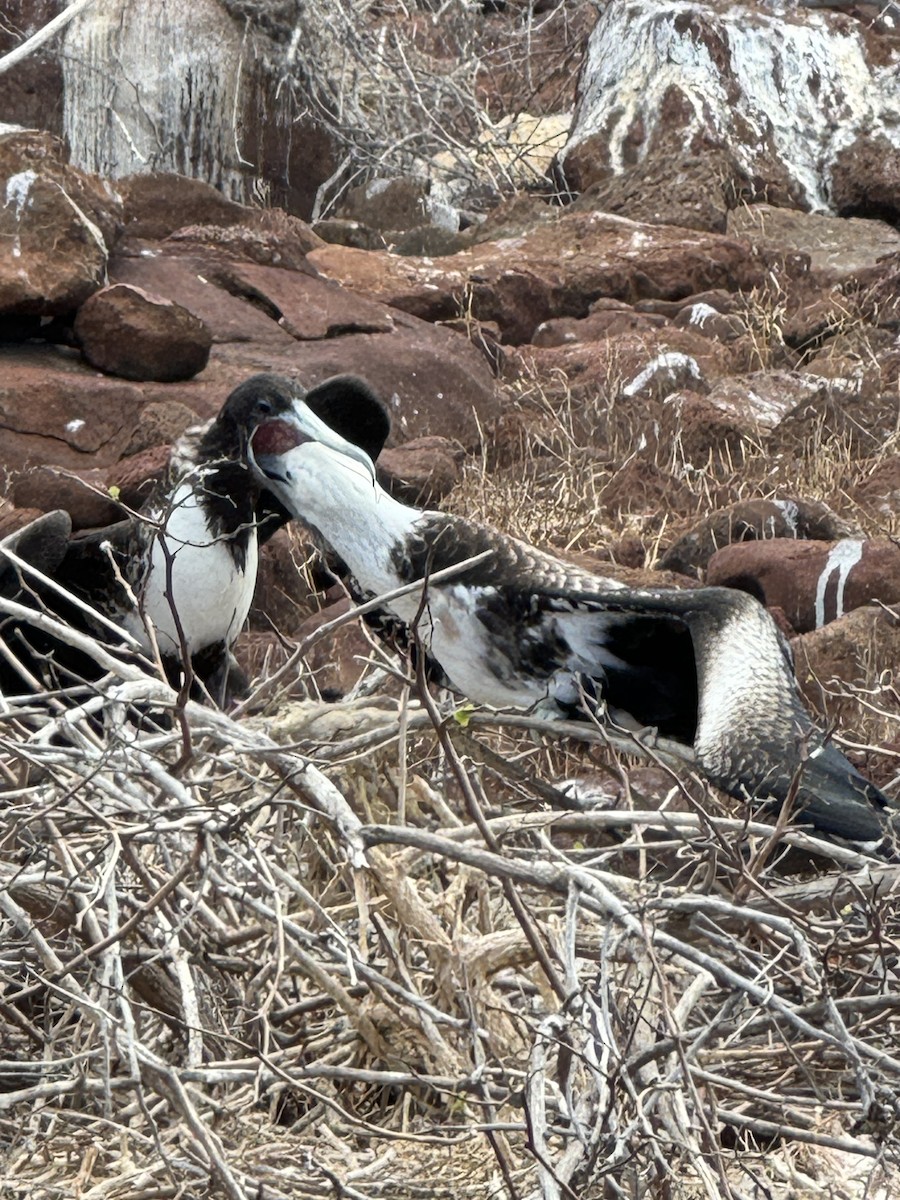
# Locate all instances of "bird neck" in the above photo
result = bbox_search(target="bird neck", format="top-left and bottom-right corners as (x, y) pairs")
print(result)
(293, 448), (421, 595)
(172, 458), (258, 568)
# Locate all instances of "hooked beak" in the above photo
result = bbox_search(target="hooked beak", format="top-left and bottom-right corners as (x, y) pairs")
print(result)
(249, 398), (377, 485)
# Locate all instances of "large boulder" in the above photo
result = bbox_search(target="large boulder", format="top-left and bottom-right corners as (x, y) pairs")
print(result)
(0, 129), (121, 315)
(557, 1), (900, 217)
(0, 349), (148, 472)
(570, 149), (749, 234)
(117, 172), (254, 240)
(727, 205), (900, 282)
(59, 0), (340, 218)
(706, 538), (900, 632)
(75, 284), (212, 381)
(695, 372), (824, 432)
(10, 464), (122, 530)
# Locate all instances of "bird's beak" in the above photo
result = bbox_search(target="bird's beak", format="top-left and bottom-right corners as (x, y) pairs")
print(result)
(249, 398), (377, 485)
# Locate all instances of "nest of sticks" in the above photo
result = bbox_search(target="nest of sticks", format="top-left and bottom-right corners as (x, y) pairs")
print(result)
(2, 612), (900, 1200)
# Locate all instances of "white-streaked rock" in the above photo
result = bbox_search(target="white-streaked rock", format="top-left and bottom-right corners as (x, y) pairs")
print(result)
(558, 0), (900, 212)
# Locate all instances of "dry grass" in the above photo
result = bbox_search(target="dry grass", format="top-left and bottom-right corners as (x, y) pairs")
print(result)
(448, 349), (900, 562)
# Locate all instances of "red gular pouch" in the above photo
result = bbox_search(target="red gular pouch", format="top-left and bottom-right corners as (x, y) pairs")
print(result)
(251, 419), (311, 456)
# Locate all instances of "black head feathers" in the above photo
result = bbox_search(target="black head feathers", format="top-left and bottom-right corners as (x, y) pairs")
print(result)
(203, 373), (391, 466)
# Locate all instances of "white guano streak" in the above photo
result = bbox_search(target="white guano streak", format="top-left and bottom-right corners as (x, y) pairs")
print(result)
(814, 539), (864, 628)
(5, 169), (36, 259)
(622, 352), (700, 398)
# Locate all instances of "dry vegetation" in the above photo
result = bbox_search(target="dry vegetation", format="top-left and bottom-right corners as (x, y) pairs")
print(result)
(1, 380), (899, 1198)
(449, 287), (900, 557)
(285, 0), (586, 216)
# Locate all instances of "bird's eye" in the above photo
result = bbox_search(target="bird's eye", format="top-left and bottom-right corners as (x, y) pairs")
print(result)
(257, 400), (273, 415)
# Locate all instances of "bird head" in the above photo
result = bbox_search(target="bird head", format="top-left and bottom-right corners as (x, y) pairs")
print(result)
(245, 373), (390, 494)
(200, 373), (390, 468)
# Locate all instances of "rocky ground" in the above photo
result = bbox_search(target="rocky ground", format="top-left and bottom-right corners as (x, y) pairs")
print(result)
(1, 1), (900, 1197)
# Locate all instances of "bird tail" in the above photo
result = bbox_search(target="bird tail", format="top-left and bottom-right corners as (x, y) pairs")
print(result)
(702, 731), (897, 851)
(787, 740), (896, 850)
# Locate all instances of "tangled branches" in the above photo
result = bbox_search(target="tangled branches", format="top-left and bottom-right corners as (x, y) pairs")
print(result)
(1, 613), (900, 1197)
(282, 0), (582, 216)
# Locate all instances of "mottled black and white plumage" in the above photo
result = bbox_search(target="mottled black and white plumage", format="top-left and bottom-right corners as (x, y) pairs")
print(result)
(0, 373), (386, 704)
(247, 378), (898, 852)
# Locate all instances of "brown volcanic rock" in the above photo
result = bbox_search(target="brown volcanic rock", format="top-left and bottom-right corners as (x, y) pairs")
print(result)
(249, 529), (318, 638)
(107, 246), (501, 449)
(794, 605), (900, 787)
(853, 456), (900, 518)
(111, 445), (173, 510)
(336, 177), (450, 235)
(306, 243), (464, 326)
(566, 555), (698, 591)
(802, 326), (900, 397)
(599, 460), (697, 522)
(558, 1), (900, 215)
(0, 129), (121, 316)
(770, 386), (900, 461)
(123, 400), (196, 456)
(165, 207), (324, 269)
(0, 500), (44, 542)
(74, 284), (212, 382)
(110, 253), (296, 346)
(0, 6), (65, 138)
(292, 599), (375, 701)
(378, 438), (464, 507)
(658, 391), (756, 471)
(522, 328), (732, 398)
(699, 372), (823, 433)
(707, 538), (900, 633)
(0, 317), (499, 488)
(118, 172), (252, 240)
(831, 133), (900, 225)
(727, 204), (900, 281)
(660, 499), (855, 577)
(571, 149), (750, 234)
(853, 252), (900, 329)
(532, 307), (667, 346)
(0, 347), (147, 472)
(308, 211), (780, 344)
(672, 302), (745, 343)
(244, 313), (501, 449)
(10, 465), (121, 530)
(509, 330), (736, 474)
(219, 262), (395, 340)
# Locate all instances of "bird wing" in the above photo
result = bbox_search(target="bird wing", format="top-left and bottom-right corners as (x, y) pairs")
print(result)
(383, 514), (895, 846)
(522, 580), (895, 846)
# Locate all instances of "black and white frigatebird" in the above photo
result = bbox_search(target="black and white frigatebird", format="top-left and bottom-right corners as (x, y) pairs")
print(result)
(0, 373), (387, 704)
(246, 376), (897, 852)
